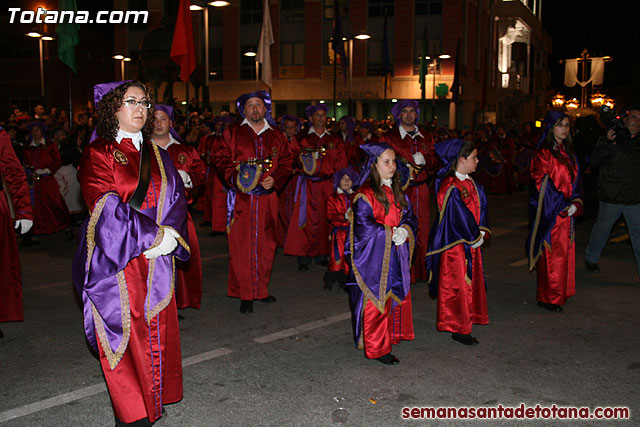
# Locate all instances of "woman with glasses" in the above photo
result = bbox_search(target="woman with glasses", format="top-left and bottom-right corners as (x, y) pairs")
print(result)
(73, 81), (189, 426)
(526, 111), (583, 312)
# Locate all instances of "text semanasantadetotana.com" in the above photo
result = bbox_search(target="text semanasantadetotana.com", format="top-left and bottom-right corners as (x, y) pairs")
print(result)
(402, 404), (630, 420)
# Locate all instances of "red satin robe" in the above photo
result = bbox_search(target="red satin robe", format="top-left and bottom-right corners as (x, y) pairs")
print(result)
(0, 129), (33, 323)
(380, 127), (438, 282)
(338, 132), (365, 166)
(284, 131), (348, 257)
(357, 185), (414, 359)
(163, 140), (206, 309)
(530, 147), (579, 306)
(485, 135), (516, 194)
(436, 176), (489, 334)
(78, 137), (183, 423)
(22, 139), (71, 234)
(275, 135), (297, 248)
(327, 191), (354, 273)
(214, 122), (293, 300)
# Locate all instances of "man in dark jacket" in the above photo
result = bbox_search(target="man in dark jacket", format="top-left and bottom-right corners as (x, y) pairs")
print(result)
(585, 106), (640, 284)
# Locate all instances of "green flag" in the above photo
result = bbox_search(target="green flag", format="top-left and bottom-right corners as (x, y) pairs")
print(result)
(419, 25), (428, 91)
(56, 0), (80, 73)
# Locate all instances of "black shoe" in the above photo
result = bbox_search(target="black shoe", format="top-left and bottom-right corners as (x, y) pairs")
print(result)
(0, 328), (4, 339)
(258, 295), (276, 303)
(316, 259), (329, 267)
(537, 301), (563, 312)
(240, 300), (253, 313)
(177, 314), (185, 320)
(585, 260), (600, 273)
(323, 281), (333, 290)
(298, 264), (309, 271)
(375, 353), (399, 365)
(115, 416), (152, 427)
(451, 333), (479, 345)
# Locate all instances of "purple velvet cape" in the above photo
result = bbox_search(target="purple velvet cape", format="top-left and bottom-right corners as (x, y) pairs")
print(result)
(525, 167), (582, 271)
(344, 191), (417, 348)
(72, 143), (190, 369)
(425, 179), (490, 298)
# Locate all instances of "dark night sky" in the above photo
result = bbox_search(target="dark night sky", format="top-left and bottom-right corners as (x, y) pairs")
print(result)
(541, 0), (640, 106)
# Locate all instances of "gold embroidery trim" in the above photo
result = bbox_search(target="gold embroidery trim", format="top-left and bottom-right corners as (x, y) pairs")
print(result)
(528, 175), (549, 271)
(92, 271), (131, 370)
(348, 193), (395, 314)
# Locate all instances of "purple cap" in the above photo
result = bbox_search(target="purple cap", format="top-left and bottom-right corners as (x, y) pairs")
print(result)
(154, 104), (184, 143)
(538, 110), (569, 148)
(333, 167), (359, 191)
(93, 80), (131, 109)
(391, 100), (420, 125)
(305, 104), (328, 119)
(27, 121), (47, 142)
(235, 91), (274, 124)
(355, 142), (394, 187)
(280, 114), (302, 133)
(338, 116), (356, 142)
(434, 138), (466, 191)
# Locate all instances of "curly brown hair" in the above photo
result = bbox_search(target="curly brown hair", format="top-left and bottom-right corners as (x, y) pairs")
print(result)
(95, 81), (155, 141)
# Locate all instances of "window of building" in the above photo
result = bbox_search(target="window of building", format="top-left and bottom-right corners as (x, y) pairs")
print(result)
(281, 43), (305, 66)
(240, 45), (258, 80)
(368, 0), (394, 17)
(415, 0), (442, 15)
(240, 0), (262, 25)
(209, 47), (223, 80)
(323, 0), (349, 20)
(281, 0), (305, 23)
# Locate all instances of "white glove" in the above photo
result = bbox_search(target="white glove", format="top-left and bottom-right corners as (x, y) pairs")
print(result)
(35, 168), (51, 175)
(143, 228), (180, 259)
(412, 152), (426, 166)
(178, 169), (193, 189)
(567, 204), (577, 217)
(392, 226), (409, 246)
(15, 219), (33, 234)
(471, 236), (484, 249)
(314, 151), (320, 159)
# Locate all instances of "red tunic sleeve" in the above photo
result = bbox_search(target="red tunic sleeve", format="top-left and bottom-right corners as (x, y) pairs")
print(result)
(0, 130), (33, 219)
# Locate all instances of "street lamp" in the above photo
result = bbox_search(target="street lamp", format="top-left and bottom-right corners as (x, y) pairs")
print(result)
(244, 50), (259, 89)
(426, 54), (449, 121)
(551, 93), (566, 109)
(191, 0), (230, 109)
(26, 32), (54, 98)
(347, 32), (370, 117)
(112, 55), (131, 80)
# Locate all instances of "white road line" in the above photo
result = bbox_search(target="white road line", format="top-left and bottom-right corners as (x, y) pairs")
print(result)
(0, 347), (233, 423)
(182, 347), (233, 367)
(509, 258), (529, 267)
(254, 312), (351, 344)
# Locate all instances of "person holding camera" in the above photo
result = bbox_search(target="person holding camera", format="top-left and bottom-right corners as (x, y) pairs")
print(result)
(585, 106), (640, 284)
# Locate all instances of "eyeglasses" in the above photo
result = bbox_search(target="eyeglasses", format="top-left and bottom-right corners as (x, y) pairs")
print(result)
(122, 99), (152, 109)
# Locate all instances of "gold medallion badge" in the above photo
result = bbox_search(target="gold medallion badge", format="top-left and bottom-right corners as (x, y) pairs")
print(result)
(271, 146), (278, 158)
(113, 149), (128, 165)
(178, 153), (187, 165)
(461, 187), (470, 199)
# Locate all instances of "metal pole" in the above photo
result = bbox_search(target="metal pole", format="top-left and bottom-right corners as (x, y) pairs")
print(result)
(204, 7), (210, 109)
(348, 39), (353, 117)
(68, 70), (73, 130)
(255, 60), (259, 90)
(333, 47), (337, 119)
(432, 59), (436, 122)
(121, 60), (125, 81)
(39, 37), (44, 98)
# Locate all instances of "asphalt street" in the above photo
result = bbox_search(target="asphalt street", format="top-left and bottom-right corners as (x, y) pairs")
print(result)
(1, 190), (639, 426)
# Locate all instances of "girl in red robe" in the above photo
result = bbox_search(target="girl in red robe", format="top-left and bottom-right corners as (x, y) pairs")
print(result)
(526, 111), (583, 311)
(426, 139), (491, 345)
(323, 167), (358, 290)
(345, 143), (417, 365)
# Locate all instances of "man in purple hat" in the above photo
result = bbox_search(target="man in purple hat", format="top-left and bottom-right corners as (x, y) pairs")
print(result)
(284, 103), (348, 270)
(380, 100), (439, 283)
(153, 104), (206, 311)
(276, 114), (302, 248)
(214, 91), (293, 313)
